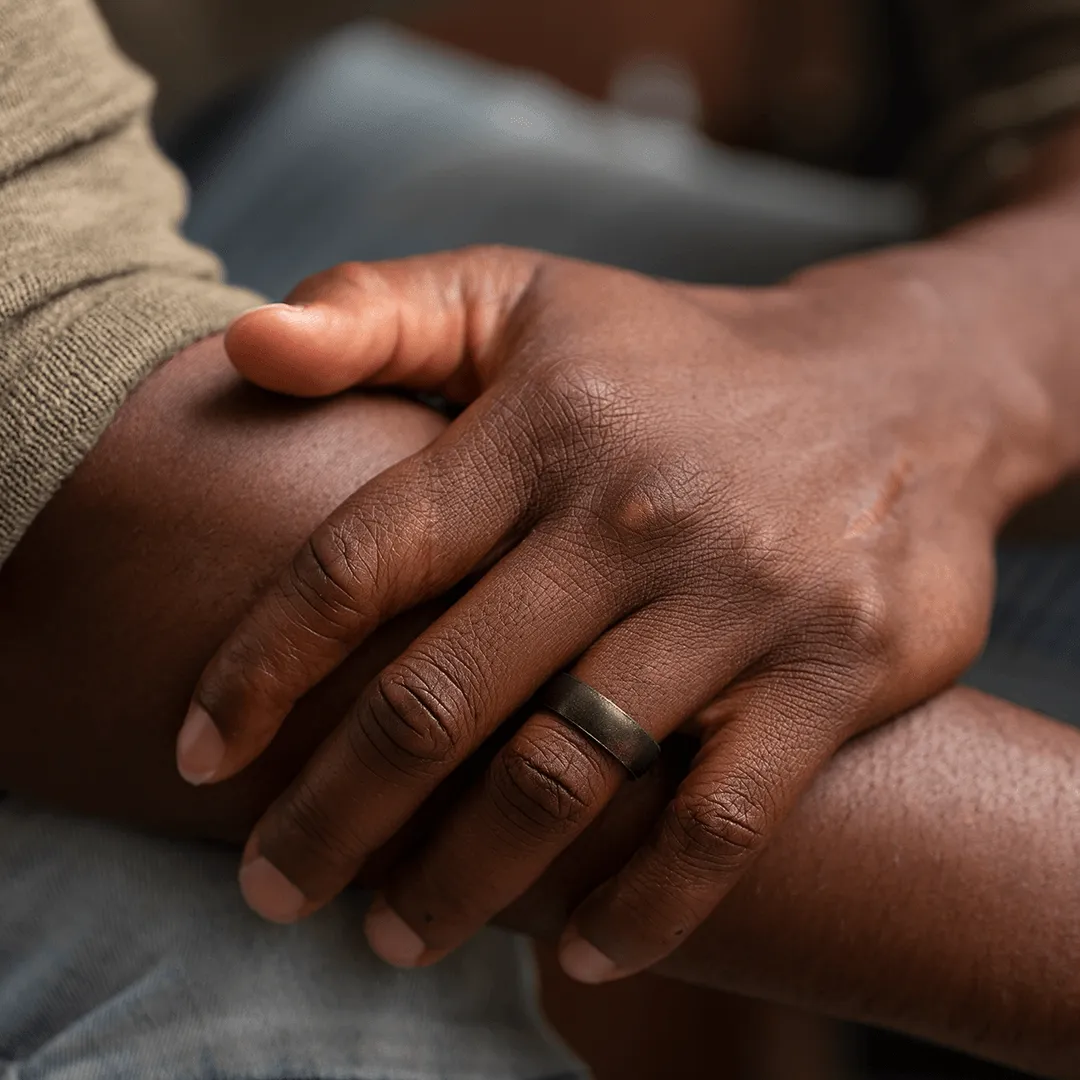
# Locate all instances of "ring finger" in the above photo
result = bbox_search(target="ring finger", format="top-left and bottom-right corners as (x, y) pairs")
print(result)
(362, 601), (761, 966)
(559, 673), (846, 982)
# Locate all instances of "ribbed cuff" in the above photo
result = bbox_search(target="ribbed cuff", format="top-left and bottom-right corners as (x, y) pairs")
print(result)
(0, 273), (262, 563)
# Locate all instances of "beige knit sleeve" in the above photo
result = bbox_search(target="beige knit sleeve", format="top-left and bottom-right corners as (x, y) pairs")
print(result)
(0, 0), (262, 563)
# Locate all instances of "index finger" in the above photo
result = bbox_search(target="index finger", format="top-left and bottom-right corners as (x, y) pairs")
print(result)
(176, 428), (530, 786)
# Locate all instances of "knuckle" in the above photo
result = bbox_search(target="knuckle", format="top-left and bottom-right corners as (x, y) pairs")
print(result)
(458, 242), (521, 267)
(670, 788), (769, 873)
(712, 507), (798, 603)
(490, 368), (641, 504)
(598, 461), (717, 549)
(354, 661), (471, 774)
(529, 359), (639, 454)
(823, 565), (893, 665)
(203, 617), (299, 720)
(944, 597), (992, 673)
(908, 548), (993, 679)
(329, 260), (393, 297)
(489, 726), (603, 839)
(278, 780), (364, 868)
(290, 524), (379, 626)
(742, 523), (797, 595)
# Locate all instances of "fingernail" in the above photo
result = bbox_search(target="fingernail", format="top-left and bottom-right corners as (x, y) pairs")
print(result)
(239, 856), (306, 923)
(559, 933), (622, 984)
(259, 301), (307, 313)
(259, 302), (311, 319)
(365, 896), (426, 968)
(231, 302), (309, 328)
(176, 704), (225, 785)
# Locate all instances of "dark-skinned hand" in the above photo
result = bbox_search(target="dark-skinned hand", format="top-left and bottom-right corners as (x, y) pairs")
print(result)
(179, 245), (1043, 984)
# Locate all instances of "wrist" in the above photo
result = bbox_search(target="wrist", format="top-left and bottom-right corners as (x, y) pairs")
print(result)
(789, 245), (1077, 526)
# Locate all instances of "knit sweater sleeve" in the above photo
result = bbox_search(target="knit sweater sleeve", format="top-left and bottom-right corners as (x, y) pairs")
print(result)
(0, 0), (262, 563)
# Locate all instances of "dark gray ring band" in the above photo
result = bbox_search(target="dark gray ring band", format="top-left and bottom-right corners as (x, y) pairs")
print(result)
(536, 672), (661, 780)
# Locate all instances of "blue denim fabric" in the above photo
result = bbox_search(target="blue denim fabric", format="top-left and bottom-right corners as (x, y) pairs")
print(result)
(3, 20), (1076, 1080)
(964, 546), (1080, 726)
(178, 22), (919, 299)
(0, 802), (583, 1080)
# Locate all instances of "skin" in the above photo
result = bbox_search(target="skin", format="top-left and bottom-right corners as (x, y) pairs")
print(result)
(2, 336), (1078, 1076)
(0, 338), (447, 836)
(177, 122), (1080, 988)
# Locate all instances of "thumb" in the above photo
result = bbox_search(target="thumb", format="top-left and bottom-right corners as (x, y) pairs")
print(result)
(224, 246), (543, 400)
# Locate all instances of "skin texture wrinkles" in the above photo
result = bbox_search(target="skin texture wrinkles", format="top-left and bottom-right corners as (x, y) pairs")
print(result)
(2, 336), (1078, 1076)
(173, 123), (1080, 989)
(187, 244), (1032, 981)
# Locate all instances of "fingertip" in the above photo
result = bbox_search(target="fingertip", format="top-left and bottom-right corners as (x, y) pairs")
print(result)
(176, 703), (226, 786)
(239, 854), (308, 924)
(557, 929), (625, 984)
(364, 895), (428, 968)
(226, 303), (353, 397)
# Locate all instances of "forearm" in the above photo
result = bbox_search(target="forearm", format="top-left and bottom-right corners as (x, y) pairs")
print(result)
(506, 689), (1080, 1077)
(0, 335), (449, 834)
(790, 120), (1080, 526)
(3, 336), (1079, 1074)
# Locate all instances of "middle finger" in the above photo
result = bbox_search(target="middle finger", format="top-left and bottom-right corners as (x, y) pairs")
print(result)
(237, 519), (644, 922)
(362, 600), (758, 966)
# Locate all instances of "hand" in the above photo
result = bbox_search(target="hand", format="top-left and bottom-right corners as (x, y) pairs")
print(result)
(180, 246), (1021, 982)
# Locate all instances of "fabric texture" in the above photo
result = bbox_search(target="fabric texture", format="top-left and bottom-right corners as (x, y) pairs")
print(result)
(0, 799), (585, 1080)
(0, 0), (260, 564)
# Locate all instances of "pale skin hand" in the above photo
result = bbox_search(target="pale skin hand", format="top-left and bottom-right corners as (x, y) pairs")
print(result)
(2, 335), (1078, 1075)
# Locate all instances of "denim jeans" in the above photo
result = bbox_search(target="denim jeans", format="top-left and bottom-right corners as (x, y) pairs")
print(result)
(3, 20), (1078, 1080)
(0, 802), (583, 1080)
